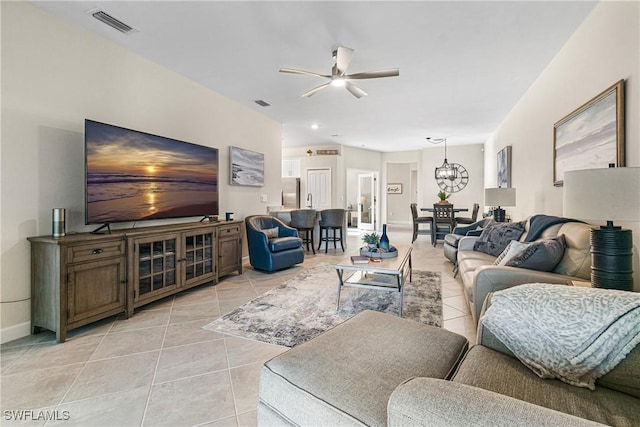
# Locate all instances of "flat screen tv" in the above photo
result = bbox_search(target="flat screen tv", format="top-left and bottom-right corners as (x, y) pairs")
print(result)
(85, 119), (218, 229)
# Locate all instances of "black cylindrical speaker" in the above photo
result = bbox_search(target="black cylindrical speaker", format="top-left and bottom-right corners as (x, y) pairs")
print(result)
(590, 226), (633, 291)
(52, 208), (66, 237)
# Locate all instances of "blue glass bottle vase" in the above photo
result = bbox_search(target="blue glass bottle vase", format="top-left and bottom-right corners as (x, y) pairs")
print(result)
(379, 224), (390, 251)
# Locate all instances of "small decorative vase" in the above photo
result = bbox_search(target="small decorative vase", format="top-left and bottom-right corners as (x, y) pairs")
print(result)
(368, 243), (377, 250)
(379, 224), (390, 251)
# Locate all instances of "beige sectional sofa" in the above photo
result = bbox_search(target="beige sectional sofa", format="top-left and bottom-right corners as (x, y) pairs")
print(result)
(456, 218), (593, 323)
(258, 309), (640, 426)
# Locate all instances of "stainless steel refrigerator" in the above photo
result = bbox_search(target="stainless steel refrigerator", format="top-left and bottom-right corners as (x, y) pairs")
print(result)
(282, 177), (301, 209)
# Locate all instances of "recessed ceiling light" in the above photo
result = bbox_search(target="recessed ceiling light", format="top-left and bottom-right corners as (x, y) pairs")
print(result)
(311, 123), (319, 130)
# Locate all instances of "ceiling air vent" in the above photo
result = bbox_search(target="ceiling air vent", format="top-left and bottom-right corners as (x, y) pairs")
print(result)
(90, 9), (138, 34)
(254, 100), (270, 107)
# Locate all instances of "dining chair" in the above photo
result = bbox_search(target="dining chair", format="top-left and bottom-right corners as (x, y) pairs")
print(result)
(432, 204), (455, 247)
(456, 203), (480, 225)
(410, 203), (433, 243)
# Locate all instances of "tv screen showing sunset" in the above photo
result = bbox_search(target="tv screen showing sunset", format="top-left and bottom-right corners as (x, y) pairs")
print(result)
(85, 120), (218, 224)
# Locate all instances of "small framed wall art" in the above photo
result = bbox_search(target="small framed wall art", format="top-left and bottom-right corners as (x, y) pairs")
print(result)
(497, 146), (511, 188)
(386, 183), (402, 194)
(230, 146), (264, 186)
(553, 80), (625, 186)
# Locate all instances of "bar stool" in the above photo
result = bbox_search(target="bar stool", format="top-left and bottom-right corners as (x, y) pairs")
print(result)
(318, 209), (345, 253)
(290, 209), (317, 254)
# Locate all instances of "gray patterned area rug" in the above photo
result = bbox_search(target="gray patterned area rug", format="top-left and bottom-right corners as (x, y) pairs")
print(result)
(203, 262), (442, 347)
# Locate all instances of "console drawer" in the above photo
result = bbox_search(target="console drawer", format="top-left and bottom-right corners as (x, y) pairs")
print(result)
(67, 240), (125, 263)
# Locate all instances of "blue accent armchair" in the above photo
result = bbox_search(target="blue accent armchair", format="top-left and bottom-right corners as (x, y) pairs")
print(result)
(245, 215), (304, 272)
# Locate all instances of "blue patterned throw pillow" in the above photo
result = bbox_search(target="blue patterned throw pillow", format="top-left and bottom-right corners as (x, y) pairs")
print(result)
(505, 235), (566, 272)
(473, 221), (526, 257)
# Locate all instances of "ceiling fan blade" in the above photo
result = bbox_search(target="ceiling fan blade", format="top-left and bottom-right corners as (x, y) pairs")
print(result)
(279, 68), (330, 79)
(335, 46), (354, 76)
(302, 82), (331, 97)
(345, 68), (400, 79)
(345, 82), (367, 98)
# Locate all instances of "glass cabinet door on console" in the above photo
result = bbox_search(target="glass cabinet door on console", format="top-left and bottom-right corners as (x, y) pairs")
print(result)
(183, 229), (216, 287)
(131, 233), (180, 303)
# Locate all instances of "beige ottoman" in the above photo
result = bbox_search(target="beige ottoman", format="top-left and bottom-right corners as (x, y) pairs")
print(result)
(258, 310), (469, 426)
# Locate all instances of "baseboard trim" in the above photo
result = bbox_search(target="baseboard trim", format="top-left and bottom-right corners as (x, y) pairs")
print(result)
(1, 321), (31, 344)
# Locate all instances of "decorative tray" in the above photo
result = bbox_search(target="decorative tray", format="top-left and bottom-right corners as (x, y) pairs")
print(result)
(359, 246), (398, 259)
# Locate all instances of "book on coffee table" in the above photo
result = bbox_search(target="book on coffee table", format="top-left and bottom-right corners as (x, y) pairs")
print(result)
(350, 255), (369, 264)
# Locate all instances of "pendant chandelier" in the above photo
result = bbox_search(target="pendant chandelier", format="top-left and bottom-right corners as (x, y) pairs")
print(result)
(428, 137), (470, 193)
(431, 138), (458, 180)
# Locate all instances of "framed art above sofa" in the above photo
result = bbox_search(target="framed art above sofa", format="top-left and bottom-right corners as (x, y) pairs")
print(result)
(553, 80), (625, 186)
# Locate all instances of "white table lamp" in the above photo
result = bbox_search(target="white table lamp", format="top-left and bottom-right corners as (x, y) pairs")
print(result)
(485, 187), (516, 222)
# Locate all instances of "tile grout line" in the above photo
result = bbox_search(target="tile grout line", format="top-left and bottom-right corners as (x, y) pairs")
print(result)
(222, 335), (241, 427)
(48, 316), (120, 422)
(218, 279), (249, 425)
(140, 295), (175, 427)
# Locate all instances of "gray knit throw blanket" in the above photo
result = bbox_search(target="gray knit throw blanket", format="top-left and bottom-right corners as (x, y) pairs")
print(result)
(483, 283), (640, 389)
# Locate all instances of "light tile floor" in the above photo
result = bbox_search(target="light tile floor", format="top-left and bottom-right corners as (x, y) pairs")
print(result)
(1, 224), (474, 426)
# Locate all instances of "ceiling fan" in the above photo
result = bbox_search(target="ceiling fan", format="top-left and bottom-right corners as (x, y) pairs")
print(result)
(279, 46), (399, 99)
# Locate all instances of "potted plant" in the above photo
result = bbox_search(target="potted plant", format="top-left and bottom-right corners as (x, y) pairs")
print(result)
(437, 191), (451, 204)
(362, 232), (380, 249)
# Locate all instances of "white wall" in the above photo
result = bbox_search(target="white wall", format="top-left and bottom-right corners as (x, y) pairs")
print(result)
(486, 1), (640, 289)
(385, 163), (416, 223)
(1, 2), (282, 339)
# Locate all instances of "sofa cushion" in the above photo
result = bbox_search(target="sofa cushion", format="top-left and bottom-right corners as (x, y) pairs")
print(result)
(260, 310), (469, 427)
(452, 346), (640, 427)
(552, 222), (592, 279)
(597, 343), (640, 398)
(262, 227), (279, 238)
(479, 300), (640, 400)
(504, 235), (566, 272)
(268, 237), (302, 252)
(473, 221), (526, 257)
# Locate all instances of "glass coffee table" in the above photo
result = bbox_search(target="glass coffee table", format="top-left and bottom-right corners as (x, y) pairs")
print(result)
(334, 244), (412, 316)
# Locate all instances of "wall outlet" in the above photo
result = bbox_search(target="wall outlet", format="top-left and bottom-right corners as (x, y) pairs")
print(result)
(261, 194), (268, 203)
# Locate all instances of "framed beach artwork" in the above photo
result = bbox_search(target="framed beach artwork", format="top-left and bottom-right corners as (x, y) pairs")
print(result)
(230, 146), (264, 186)
(386, 183), (402, 194)
(497, 146), (511, 188)
(553, 80), (625, 186)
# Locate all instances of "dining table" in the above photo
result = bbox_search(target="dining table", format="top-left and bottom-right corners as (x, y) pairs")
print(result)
(420, 207), (469, 213)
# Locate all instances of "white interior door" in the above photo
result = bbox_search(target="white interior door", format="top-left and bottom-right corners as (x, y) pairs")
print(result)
(410, 169), (418, 204)
(357, 173), (377, 231)
(306, 168), (331, 211)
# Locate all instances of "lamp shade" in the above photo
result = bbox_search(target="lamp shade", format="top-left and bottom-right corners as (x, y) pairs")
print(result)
(485, 188), (516, 207)
(563, 167), (640, 223)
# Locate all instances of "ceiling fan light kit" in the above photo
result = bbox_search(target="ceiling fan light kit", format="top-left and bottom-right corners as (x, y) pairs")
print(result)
(280, 46), (399, 98)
